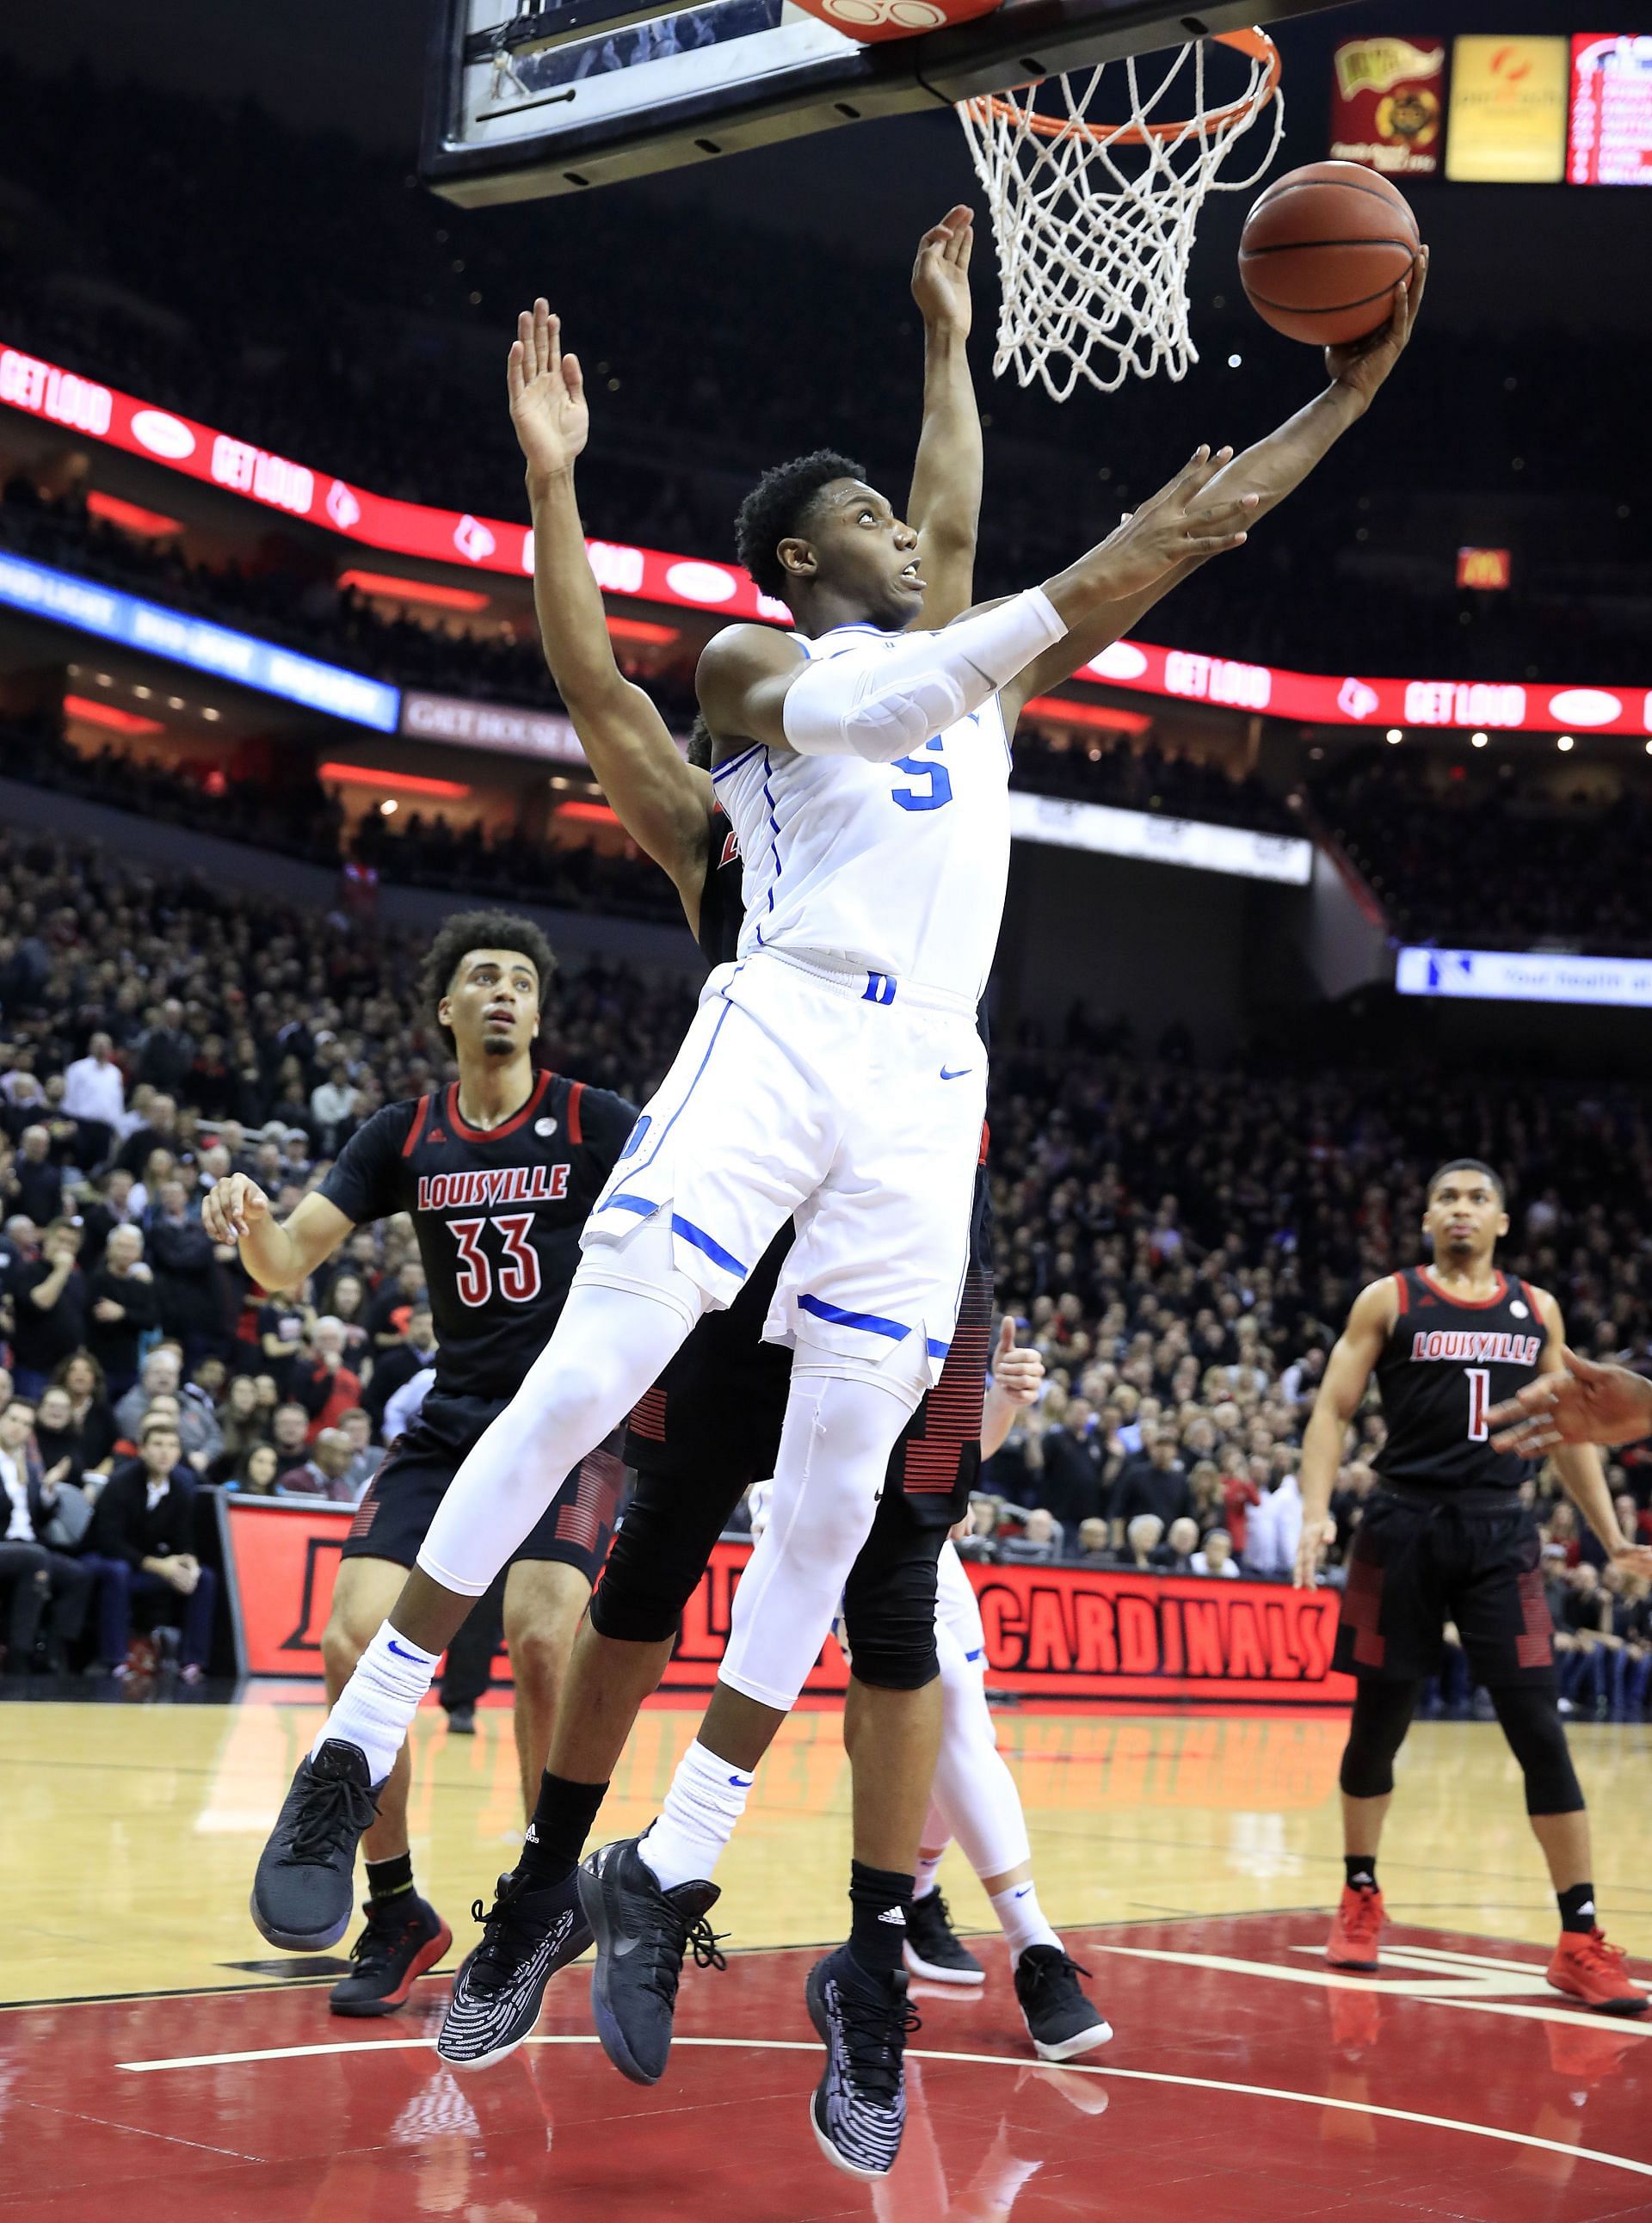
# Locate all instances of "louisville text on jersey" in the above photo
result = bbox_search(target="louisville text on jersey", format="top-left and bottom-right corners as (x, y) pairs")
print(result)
(417, 1164), (570, 1211)
(1409, 1329), (1544, 1365)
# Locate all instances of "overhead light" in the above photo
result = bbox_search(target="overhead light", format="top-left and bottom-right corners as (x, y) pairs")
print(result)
(202, 706), (221, 721)
(379, 798), (398, 816)
(64, 693), (164, 736)
(1556, 734), (1574, 753)
(1023, 694), (1152, 735)
(85, 490), (183, 538)
(337, 568), (490, 613)
(1470, 732), (1489, 748)
(319, 760), (470, 798)
(133, 685), (151, 700)
(1227, 353), (1242, 368)
(168, 695), (184, 710)
(605, 616), (680, 646)
(95, 671), (113, 687)
(1385, 728), (1402, 744)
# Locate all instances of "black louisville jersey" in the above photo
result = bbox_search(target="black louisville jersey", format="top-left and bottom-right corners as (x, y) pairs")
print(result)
(322, 1069), (635, 1400)
(623, 808), (993, 1521)
(1373, 1265), (1548, 1495)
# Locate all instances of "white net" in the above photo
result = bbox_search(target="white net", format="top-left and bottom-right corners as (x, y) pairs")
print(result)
(958, 33), (1285, 401)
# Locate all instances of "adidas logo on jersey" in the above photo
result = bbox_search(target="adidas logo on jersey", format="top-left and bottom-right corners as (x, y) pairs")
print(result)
(427, 1129), (447, 1146)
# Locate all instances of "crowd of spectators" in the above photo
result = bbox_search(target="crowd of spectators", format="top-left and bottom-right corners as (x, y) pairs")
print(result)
(1310, 747), (1652, 958)
(6, 819), (1652, 1695)
(3, 65), (1649, 687)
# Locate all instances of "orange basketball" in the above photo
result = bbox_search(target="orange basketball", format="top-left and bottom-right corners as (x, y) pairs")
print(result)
(786, 0), (1002, 42)
(1239, 161), (1421, 348)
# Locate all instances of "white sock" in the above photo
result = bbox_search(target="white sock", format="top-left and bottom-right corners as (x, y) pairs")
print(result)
(914, 1847), (947, 1902)
(312, 1620), (439, 1784)
(638, 1738), (754, 1890)
(989, 1878), (1061, 1967)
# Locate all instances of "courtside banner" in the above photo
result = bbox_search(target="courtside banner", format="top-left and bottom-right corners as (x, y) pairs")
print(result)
(5, 338), (1650, 736)
(227, 1504), (1352, 1705)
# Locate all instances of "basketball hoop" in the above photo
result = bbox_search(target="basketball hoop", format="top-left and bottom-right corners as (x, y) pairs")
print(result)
(959, 28), (1284, 400)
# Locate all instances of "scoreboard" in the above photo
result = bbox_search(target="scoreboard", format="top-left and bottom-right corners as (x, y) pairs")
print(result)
(1569, 33), (1652, 184)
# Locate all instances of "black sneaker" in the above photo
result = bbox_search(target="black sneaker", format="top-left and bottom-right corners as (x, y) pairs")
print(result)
(577, 1837), (724, 2085)
(437, 1868), (592, 2071)
(804, 1946), (921, 2179)
(903, 1890), (985, 1986)
(250, 1739), (379, 1951)
(1014, 1944), (1113, 2061)
(330, 1894), (453, 2018)
(446, 1704), (477, 1735)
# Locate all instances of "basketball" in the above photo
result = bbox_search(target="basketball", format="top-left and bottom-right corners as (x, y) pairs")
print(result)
(1238, 161), (1421, 348)
(786, 0), (1002, 41)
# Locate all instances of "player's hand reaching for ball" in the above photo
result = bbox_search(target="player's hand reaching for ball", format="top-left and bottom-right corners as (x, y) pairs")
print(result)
(202, 1172), (271, 1246)
(991, 1318), (1043, 1407)
(1326, 244), (1428, 408)
(1094, 447), (1259, 595)
(1489, 1348), (1652, 1455)
(1292, 1516), (1338, 1590)
(509, 299), (590, 481)
(911, 206), (974, 340)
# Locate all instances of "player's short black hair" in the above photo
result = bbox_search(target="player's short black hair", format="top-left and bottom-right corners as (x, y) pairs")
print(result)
(687, 713), (713, 772)
(422, 910), (556, 1056)
(1427, 1158), (1506, 1204)
(735, 448), (866, 601)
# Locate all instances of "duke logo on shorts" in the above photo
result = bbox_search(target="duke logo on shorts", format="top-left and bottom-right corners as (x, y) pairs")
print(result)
(583, 624), (1009, 1389)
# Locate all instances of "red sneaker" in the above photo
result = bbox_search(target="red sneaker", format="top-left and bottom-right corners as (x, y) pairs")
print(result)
(1546, 1928), (1649, 2017)
(1326, 1885), (1384, 1972)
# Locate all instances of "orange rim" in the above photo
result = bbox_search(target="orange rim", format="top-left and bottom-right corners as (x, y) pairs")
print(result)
(964, 26), (1280, 145)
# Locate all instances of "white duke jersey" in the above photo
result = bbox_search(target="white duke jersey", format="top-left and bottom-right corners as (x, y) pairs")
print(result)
(709, 622), (1012, 1006)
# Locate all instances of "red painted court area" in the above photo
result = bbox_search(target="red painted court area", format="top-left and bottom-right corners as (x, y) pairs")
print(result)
(6, 1913), (1651, 2221)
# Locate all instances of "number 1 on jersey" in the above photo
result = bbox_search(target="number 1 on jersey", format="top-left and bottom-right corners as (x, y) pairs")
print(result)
(1464, 1365), (1491, 1443)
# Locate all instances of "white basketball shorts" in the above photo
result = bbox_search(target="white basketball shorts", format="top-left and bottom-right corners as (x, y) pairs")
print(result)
(580, 947), (985, 1390)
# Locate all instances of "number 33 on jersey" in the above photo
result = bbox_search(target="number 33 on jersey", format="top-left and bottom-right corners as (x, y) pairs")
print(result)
(318, 1069), (638, 1400)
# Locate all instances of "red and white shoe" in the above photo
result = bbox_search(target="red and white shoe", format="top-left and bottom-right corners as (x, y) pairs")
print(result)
(1546, 1928), (1649, 2017)
(1326, 1885), (1384, 1972)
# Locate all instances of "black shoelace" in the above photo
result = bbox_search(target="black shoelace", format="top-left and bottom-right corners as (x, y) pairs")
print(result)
(468, 1875), (560, 1986)
(639, 1911), (728, 2009)
(836, 1981), (922, 2109)
(349, 1900), (416, 1968)
(285, 1771), (379, 1865)
(1019, 1948), (1091, 2001)
(915, 1890), (957, 1937)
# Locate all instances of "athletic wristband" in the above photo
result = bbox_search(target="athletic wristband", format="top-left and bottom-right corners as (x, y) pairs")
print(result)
(781, 587), (1068, 763)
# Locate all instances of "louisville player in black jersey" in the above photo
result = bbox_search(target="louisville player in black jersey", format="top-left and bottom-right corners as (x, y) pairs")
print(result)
(206, 910), (634, 2013)
(1296, 1159), (1652, 2014)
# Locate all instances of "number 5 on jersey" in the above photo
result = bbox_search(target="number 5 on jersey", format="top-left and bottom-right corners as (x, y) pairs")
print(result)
(450, 1214), (541, 1307)
(891, 736), (952, 813)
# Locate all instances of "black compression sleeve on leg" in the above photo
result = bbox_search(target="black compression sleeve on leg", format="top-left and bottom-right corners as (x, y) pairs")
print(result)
(1338, 1678), (1424, 1800)
(1489, 1682), (1585, 1815)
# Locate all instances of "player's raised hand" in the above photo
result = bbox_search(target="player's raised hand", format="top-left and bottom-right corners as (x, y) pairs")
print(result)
(1489, 1348), (1652, 1455)
(992, 1317), (1044, 1407)
(1292, 1516), (1338, 1590)
(911, 206), (974, 340)
(509, 299), (589, 479)
(1327, 243), (1428, 405)
(1099, 446), (1258, 593)
(202, 1172), (271, 1245)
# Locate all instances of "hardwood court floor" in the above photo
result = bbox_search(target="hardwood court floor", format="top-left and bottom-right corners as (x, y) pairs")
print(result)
(4, 1691), (1652, 2218)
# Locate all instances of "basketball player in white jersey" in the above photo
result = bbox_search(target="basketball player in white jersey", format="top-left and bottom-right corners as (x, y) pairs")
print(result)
(250, 243), (1427, 2177)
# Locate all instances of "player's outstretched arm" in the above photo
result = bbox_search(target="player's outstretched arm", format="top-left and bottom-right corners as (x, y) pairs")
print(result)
(698, 447), (1252, 760)
(981, 1318), (1042, 1458)
(1293, 1279), (1395, 1587)
(511, 301), (713, 911)
(1490, 1347), (1652, 1455)
(1525, 1293), (1652, 1576)
(996, 252), (1428, 730)
(906, 206), (983, 631)
(201, 1178), (352, 1295)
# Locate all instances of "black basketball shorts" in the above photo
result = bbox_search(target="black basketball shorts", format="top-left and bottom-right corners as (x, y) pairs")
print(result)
(1334, 1488), (1556, 1690)
(342, 1389), (626, 1589)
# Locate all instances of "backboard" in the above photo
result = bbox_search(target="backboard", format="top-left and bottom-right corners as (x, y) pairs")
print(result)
(420, 0), (1331, 202)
